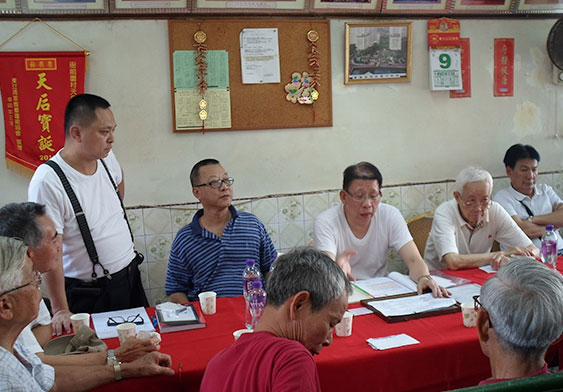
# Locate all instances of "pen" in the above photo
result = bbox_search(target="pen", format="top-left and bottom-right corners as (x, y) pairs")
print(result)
(352, 282), (374, 298)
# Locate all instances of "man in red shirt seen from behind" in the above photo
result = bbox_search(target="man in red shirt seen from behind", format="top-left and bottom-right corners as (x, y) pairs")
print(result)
(200, 247), (351, 392)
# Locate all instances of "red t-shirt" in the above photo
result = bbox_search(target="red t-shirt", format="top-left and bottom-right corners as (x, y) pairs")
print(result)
(478, 363), (549, 385)
(200, 331), (321, 392)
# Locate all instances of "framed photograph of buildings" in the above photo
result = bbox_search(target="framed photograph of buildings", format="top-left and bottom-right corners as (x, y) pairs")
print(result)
(345, 22), (412, 84)
(0, 0), (20, 13)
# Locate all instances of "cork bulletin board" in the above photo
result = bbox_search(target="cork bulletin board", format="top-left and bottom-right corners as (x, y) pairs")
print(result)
(168, 19), (332, 132)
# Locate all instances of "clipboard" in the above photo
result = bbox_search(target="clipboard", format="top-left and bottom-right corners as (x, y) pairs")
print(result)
(361, 292), (460, 323)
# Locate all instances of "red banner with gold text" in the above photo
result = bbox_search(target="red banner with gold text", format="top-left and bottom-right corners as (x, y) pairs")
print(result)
(0, 51), (85, 174)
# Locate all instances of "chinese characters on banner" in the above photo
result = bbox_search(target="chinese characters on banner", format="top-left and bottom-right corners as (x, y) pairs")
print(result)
(0, 51), (86, 174)
(494, 38), (514, 97)
(450, 38), (471, 98)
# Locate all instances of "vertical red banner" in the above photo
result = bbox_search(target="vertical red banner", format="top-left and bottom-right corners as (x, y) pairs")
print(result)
(450, 38), (471, 99)
(494, 38), (514, 97)
(0, 51), (86, 174)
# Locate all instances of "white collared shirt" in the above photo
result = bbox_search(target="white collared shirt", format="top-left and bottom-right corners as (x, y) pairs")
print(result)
(493, 184), (563, 250)
(424, 199), (532, 270)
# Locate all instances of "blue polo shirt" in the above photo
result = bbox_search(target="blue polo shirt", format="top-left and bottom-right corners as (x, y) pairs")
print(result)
(165, 206), (277, 300)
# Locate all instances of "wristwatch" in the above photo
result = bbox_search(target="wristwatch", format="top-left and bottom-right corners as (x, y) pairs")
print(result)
(526, 216), (533, 223)
(106, 349), (117, 366)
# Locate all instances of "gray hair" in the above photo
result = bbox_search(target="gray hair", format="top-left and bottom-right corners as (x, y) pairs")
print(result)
(0, 236), (28, 293)
(481, 258), (563, 358)
(455, 166), (493, 194)
(0, 202), (46, 249)
(267, 247), (352, 312)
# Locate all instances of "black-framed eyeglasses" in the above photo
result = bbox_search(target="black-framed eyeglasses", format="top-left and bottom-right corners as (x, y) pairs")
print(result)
(194, 177), (235, 189)
(107, 314), (144, 326)
(0, 270), (42, 297)
(473, 295), (493, 328)
(345, 189), (382, 203)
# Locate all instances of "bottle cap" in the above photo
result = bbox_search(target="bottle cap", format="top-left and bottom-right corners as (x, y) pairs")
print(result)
(246, 259), (256, 267)
(546, 224), (555, 231)
(251, 280), (262, 289)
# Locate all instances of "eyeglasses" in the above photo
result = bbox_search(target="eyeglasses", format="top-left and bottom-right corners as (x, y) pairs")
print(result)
(473, 295), (493, 328)
(460, 196), (491, 209)
(345, 189), (382, 203)
(194, 177), (235, 189)
(107, 314), (144, 326)
(0, 270), (42, 297)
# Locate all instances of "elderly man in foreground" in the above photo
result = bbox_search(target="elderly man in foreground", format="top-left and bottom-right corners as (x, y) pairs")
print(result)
(425, 166), (538, 271)
(476, 258), (563, 384)
(200, 247), (352, 392)
(0, 236), (175, 391)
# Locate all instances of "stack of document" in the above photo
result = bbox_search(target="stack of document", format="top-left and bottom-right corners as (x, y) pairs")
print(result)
(155, 302), (206, 334)
(366, 293), (456, 317)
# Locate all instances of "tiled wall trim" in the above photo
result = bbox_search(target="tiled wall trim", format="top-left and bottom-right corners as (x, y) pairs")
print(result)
(127, 173), (563, 305)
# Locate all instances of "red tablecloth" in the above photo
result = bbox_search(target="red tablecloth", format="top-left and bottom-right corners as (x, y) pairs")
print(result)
(92, 258), (563, 392)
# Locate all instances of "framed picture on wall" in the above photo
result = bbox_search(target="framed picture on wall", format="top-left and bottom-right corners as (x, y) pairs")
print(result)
(381, 0), (450, 14)
(110, 0), (189, 13)
(194, 0), (306, 13)
(451, 0), (513, 13)
(22, 0), (107, 13)
(310, 0), (380, 14)
(514, 0), (563, 13)
(0, 0), (20, 13)
(345, 22), (412, 84)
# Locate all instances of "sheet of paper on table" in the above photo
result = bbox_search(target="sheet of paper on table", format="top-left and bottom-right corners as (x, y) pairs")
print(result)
(366, 293), (456, 317)
(367, 334), (420, 350)
(448, 283), (482, 304)
(479, 265), (496, 273)
(91, 307), (155, 339)
(348, 307), (374, 316)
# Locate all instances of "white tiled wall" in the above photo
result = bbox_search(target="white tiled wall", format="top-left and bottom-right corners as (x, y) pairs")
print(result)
(129, 172), (563, 306)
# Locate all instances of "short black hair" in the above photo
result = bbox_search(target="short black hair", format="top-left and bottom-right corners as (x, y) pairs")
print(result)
(342, 162), (383, 191)
(64, 93), (111, 137)
(190, 158), (221, 187)
(503, 144), (540, 169)
(0, 202), (46, 248)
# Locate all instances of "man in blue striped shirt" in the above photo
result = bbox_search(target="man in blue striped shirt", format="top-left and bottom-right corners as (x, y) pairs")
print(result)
(166, 159), (277, 303)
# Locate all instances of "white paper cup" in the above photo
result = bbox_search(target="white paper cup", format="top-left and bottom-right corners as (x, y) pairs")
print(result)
(116, 322), (137, 343)
(198, 291), (217, 315)
(233, 329), (253, 341)
(335, 311), (354, 337)
(461, 302), (477, 327)
(137, 330), (162, 344)
(70, 313), (90, 332)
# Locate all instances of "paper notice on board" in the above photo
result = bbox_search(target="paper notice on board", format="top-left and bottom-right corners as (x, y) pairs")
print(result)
(240, 28), (280, 84)
(175, 89), (231, 130)
(173, 50), (230, 90)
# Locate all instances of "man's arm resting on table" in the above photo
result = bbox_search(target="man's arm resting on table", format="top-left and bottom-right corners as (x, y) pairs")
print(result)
(441, 252), (506, 271)
(49, 352), (174, 392)
(169, 292), (189, 304)
(398, 241), (449, 297)
(44, 239), (73, 335)
(512, 216), (548, 239)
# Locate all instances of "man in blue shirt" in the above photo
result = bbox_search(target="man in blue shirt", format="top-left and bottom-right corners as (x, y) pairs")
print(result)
(166, 159), (277, 302)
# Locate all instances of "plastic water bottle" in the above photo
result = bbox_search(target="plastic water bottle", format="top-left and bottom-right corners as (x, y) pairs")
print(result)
(541, 225), (558, 270)
(243, 259), (261, 329)
(249, 280), (266, 329)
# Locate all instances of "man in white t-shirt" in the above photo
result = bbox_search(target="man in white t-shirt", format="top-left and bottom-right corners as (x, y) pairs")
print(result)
(313, 162), (449, 297)
(28, 94), (148, 334)
(493, 144), (563, 254)
(425, 166), (538, 271)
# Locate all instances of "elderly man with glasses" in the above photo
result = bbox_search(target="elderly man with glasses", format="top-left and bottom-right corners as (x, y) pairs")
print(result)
(475, 258), (563, 384)
(312, 162), (449, 297)
(425, 166), (538, 271)
(0, 236), (175, 391)
(166, 158), (277, 303)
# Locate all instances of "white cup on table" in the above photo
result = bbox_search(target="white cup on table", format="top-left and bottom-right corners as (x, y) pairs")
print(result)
(335, 311), (354, 337)
(199, 291), (217, 315)
(116, 322), (137, 343)
(70, 313), (90, 332)
(461, 302), (477, 327)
